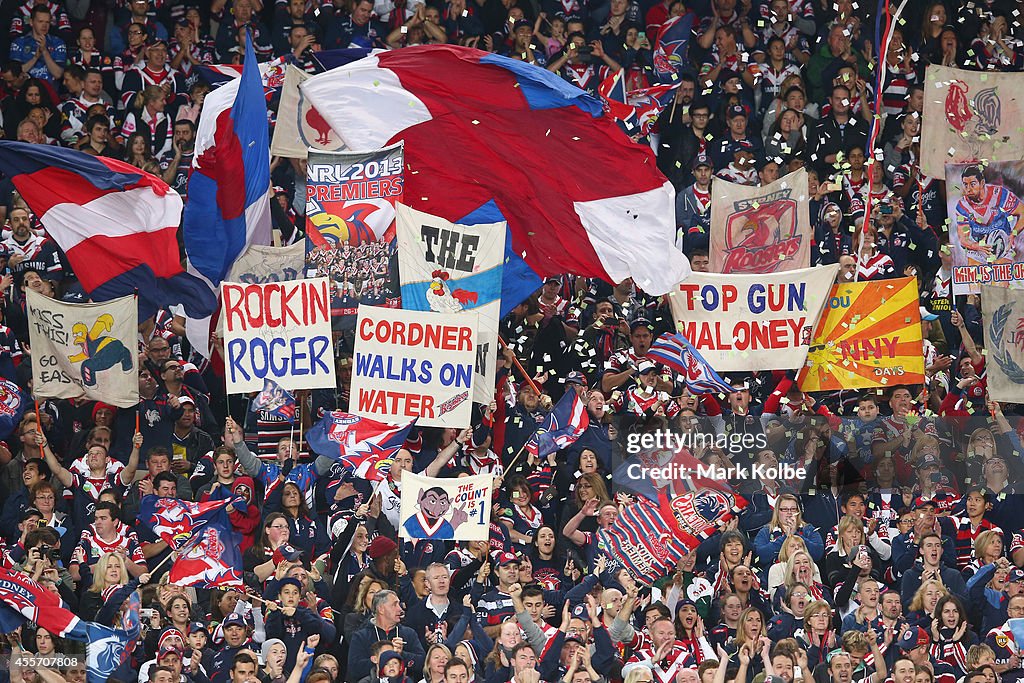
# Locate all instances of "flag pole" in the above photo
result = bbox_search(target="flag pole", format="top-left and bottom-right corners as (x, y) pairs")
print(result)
(34, 398), (43, 458)
(498, 336), (542, 395)
(149, 548), (178, 575)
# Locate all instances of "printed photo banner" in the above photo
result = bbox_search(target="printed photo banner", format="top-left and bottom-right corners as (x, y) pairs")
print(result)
(982, 284), (1024, 403)
(351, 306), (476, 428)
(710, 168), (810, 274)
(922, 66), (1024, 178)
(396, 203), (504, 404)
(797, 278), (925, 392)
(945, 161), (1024, 295)
(27, 290), (139, 407)
(270, 64), (347, 159)
(221, 278), (337, 393)
(305, 145), (403, 329)
(667, 265), (838, 371)
(399, 470), (493, 541)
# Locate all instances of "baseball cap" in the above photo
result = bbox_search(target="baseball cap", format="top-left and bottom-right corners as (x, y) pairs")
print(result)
(512, 19), (531, 31)
(916, 455), (940, 470)
(158, 645), (184, 660)
(913, 498), (939, 511)
(727, 104), (748, 119)
(565, 371), (588, 387)
(629, 317), (652, 332)
(278, 576), (304, 592)
(734, 139), (755, 153)
(637, 360), (657, 375)
(898, 626), (930, 651)
(378, 650), (403, 670)
(496, 551), (519, 566)
(222, 613), (246, 629)
(692, 154), (712, 170)
(273, 543), (303, 563)
(177, 395), (196, 406)
(188, 621), (209, 635)
(919, 306), (939, 322)
(545, 276), (562, 285)
(1009, 568), (1024, 583)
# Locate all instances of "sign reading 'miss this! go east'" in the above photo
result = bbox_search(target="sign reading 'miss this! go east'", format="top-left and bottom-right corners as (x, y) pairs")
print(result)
(351, 306), (477, 428)
(221, 278), (337, 393)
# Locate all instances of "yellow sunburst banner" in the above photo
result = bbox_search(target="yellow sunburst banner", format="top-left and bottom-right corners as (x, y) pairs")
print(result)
(796, 277), (925, 392)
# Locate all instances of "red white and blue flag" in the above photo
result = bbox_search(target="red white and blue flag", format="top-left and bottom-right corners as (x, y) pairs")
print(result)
(0, 569), (142, 683)
(598, 71), (678, 137)
(305, 411), (415, 481)
(0, 143), (216, 319)
(199, 55), (291, 90)
(136, 495), (244, 586)
(251, 377), (296, 422)
(299, 45), (691, 296)
(649, 332), (734, 395)
(651, 14), (695, 84)
(184, 33), (272, 356)
(596, 494), (688, 584)
(524, 390), (589, 458)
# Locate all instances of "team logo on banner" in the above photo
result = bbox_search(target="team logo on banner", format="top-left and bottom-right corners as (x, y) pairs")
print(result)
(922, 66), (1024, 177)
(270, 65), (348, 158)
(711, 168), (810, 274)
(797, 278), (925, 392)
(982, 284), (1024, 402)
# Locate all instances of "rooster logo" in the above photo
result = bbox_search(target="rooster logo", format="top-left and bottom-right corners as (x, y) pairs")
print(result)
(304, 105), (333, 146)
(945, 81), (1003, 156)
(425, 270), (478, 313)
(1015, 317), (1024, 354)
(307, 201), (379, 247)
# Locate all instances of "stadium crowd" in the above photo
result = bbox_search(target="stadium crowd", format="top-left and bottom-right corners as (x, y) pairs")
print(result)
(0, 1), (1020, 683)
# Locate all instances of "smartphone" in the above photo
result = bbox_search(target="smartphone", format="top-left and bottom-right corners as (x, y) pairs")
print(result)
(638, 31), (647, 43)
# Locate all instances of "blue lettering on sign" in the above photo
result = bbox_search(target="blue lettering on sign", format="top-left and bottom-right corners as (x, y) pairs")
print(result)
(438, 363), (472, 387)
(227, 335), (332, 383)
(354, 352), (433, 382)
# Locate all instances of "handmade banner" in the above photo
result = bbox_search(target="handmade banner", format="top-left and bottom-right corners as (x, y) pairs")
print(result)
(710, 168), (810, 274)
(921, 66), (1024, 178)
(227, 242), (307, 284)
(945, 161), (1024, 295)
(398, 470), (492, 541)
(27, 290), (138, 407)
(305, 145), (403, 328)
(221, 278), (336, 393)
(351, 306), (476, 427)
(982, 284), (1024, 402)
(270, 64), (347, 159)
(667, 265), (838, 371)
(396, 203), (503, 404)
(797, 278), (925, 392)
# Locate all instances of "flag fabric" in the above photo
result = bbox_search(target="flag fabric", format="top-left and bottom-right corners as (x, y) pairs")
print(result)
(524, 390), (589, 458)
(313, 47), (374, 71)
(0, 142), (216, 319)
(305, 411), (415, 480)
(299, 45), (690, 296)
(651, 14), (695, 84)
(648, 332), (734, 395)
(27, 291), (139, 407)
(982, 284), (1024, 402)
(601, 449), (747, 583)
(199, 55), (291, 90)
(0, 569), (142, 683)
(250, 377), (297, 421)
(598, 71), (677, 137)
(136, 495), (244, 586)
(270, 64), (347, 158)
(0, 568), (82, 636)
(184, 32), (272, 356)
(0, 378), (26, 442)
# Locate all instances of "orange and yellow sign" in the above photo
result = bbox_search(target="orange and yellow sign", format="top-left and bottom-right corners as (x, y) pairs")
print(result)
(797, 277), (925, 392)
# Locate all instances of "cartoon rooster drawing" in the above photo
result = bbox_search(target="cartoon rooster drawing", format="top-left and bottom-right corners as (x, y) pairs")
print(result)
(426, 270), (478, 313)
(945, 80), (1004, 158)
(305, 106), (333, 146)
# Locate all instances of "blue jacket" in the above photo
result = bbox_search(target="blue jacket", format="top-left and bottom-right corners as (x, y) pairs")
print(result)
(753, 523), (824, 567)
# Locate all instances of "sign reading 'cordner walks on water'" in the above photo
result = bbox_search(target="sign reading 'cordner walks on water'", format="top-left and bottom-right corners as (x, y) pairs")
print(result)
(221, 278), (336, 393)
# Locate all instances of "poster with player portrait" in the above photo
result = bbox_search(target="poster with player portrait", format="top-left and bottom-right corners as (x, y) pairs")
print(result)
(945, 162), (1024, 295)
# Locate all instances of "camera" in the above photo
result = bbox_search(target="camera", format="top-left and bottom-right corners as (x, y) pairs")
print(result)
(575, 45), (592, 55)
(879, 203), (893, 215)
(36, 544), (59, 562)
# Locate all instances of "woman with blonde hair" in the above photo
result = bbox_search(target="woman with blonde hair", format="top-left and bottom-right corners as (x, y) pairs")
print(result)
(420, 644), (452, 683)
(768, 535), (821, 594)
(967, 530), (1005, 578)
(825, 514), (880, 585)
(80, 552), (151, 623)
(780, 550), (832, 604)
(754, 493), (824, 566)
(907, 579), (948, 629)
(343, 575), (387, 639)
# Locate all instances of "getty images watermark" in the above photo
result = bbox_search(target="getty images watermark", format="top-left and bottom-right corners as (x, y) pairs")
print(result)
(620, 430), (809, 483)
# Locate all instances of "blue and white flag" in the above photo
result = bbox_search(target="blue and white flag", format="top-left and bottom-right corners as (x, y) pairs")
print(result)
(525, 390), (589, 458)
(648, 332), (734, 395)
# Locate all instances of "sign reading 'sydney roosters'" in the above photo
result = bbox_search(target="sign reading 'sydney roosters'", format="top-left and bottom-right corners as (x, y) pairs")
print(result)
(710, 168), (810, 274)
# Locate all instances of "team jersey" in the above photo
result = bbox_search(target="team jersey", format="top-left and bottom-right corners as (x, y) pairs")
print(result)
(955, 184), (1021, 263)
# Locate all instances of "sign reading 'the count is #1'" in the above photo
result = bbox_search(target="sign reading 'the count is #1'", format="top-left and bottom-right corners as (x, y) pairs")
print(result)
(221, 278), (337, 394)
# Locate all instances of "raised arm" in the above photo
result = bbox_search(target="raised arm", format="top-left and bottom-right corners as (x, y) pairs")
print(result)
(35, 431), (72, 487)
(424, 427), (472, 477)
